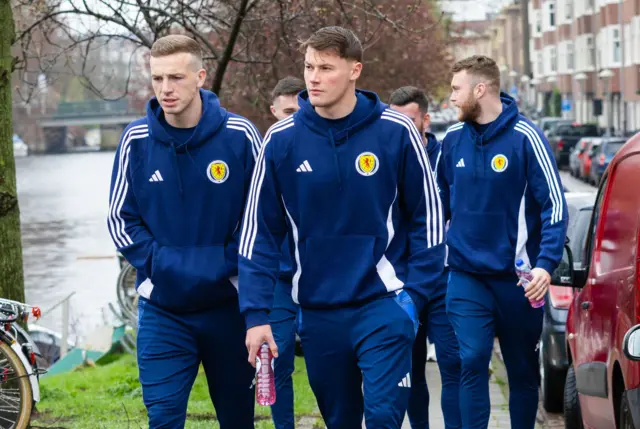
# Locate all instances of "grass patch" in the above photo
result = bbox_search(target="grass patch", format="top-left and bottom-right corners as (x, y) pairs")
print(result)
(31, 354), (318, 428)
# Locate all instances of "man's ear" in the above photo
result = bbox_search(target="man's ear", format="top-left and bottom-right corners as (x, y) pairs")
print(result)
(474, 82), (487, 99)
(351, 62), (363, 81)
(270, 105), (277, 118)
(197, 68), (207, 88)
(423, 112), (431, 129)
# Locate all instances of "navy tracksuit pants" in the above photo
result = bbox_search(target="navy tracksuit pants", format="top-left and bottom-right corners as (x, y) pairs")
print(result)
(446, 270), (543, 429)
(299, 291), (418, 429)
(269, 278), (299, 429)
(137, 297), (255, 429)
(407, 270), (462, 429)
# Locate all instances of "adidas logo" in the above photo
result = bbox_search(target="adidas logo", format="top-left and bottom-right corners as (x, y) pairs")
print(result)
(149, 170), (164, 182)
(296, 160), (313, 173)
(398, 372), (411, 388)
(456, 158), (465, 168)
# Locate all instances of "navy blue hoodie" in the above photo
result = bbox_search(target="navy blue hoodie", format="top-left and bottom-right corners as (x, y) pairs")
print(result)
(107, 89), (261, 313)
(436, 93), (568, 276)
(238, 90), (445, 329)
(425, 132), (441, 171)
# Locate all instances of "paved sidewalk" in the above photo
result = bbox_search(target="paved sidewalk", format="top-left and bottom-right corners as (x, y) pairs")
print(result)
(398, 358), (509, 429)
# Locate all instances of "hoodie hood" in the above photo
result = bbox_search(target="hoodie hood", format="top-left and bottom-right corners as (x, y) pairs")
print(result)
(297, 89), (385, 144)
(463, 92), (520, 179)
(146, 89), (228, 194)
(468, 92), (519, 143)
(296, 89), (385, 187)
(146, 89), (227, 152)
(425, 132), (441, 156)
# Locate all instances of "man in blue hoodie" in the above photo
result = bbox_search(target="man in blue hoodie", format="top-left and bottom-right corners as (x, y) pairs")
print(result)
(106, 35), (260, 429)
(268, 76), (305, 429)
(390, 86), (461, 429)
(239, 27), (445, 429)
(437, 55), (568, 429)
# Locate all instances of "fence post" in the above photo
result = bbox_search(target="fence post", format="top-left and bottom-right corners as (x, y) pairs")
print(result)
(60, 299), (69, 358)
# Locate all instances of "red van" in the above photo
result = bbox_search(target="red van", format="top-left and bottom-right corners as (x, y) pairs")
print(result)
(555, 132), (640, 429)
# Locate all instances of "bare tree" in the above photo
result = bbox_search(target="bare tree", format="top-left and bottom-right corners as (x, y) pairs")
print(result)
(14, 0), (453, 130)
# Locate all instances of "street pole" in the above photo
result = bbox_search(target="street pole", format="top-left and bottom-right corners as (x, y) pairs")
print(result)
(522, 0), (531, 77)
(618, 0), (626, 135)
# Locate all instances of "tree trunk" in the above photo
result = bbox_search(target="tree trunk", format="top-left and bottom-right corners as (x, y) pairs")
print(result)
(0, 0), (25, 302)
(211, 0), (250, 95)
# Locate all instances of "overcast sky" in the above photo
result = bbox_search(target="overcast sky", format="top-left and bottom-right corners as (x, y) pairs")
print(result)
(441, 0), (514, 21)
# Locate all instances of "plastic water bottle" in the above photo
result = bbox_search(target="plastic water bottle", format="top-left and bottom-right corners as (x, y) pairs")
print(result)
(255, 343), (276, 406)
(515, 259), (545, 308)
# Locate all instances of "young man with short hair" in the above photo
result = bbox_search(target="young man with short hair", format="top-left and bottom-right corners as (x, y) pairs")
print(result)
(107, 35), (260, 429)
(390, 86), (461, 429)
(271, 76), (304, 120)
(239, 26), (445, 428)
(437, 55), (568, 429)
(268, 75), (305, 429)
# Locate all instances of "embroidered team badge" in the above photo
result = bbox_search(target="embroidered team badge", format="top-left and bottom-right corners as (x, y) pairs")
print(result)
(207, 160), (229, 183)
(491, 154), (508, 173)
(355, 152), (379, 176)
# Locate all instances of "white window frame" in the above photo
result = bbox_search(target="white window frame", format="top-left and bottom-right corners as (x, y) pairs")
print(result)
(550, 46), (558, 72)
(613, 27), (621, 64)
(567, 41), (575, 70)
(549, 2), (556, 28)
(586, 35), (595, 67)
(565, 0), (573, 20)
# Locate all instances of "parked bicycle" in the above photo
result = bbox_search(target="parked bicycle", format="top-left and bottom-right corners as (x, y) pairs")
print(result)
(0, 298), (46, 428)
(116, 256), (138, 327)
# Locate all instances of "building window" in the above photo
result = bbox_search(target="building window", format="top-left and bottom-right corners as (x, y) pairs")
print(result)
(565, 0), (573, 20)
(613, 28), (621, 63)
(550, 46), (557, 72)
(567, 42), (575, 70)
(549, 3), (556, 27)
(634, 19), (640, 64)
(536, 10), (542, 33)
(538, 52), (543, 75)
(587, 35), (595, 67)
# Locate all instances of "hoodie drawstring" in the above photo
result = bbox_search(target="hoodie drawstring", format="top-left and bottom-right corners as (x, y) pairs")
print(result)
(170, 145), (184, 195)
(328, 129), (343, 188)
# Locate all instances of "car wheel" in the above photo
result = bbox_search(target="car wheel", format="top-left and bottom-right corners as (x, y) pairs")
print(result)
(540, 341), (565, 413)
(620, 392), (636, 429)
(564, 366), (584, 429)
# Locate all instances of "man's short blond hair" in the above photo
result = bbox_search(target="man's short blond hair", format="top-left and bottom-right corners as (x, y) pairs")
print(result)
(151, 35), (203, 67)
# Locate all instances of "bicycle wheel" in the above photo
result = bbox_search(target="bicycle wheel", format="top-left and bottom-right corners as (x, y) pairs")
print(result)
(116, 262), (138, 321)
(0, 341), (33, 428)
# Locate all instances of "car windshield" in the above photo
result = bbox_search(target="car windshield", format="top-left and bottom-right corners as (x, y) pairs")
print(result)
(604, 141), (625, 156)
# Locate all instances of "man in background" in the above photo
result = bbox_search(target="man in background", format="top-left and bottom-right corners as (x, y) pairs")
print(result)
(390, 86), (461, 429)
(268, 75), (305, 429)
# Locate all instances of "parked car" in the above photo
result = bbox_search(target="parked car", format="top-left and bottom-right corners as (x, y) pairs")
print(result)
(561, 131), (640, 429)
(539, 191), (596, 412)
(569, 138), (593, 177)
(537, 117), (573, 137)
(549, 123), (601, 169)
(588, 137), (627, 186)
(12, 134), (28, 157)
(579, 138), (602, 183)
